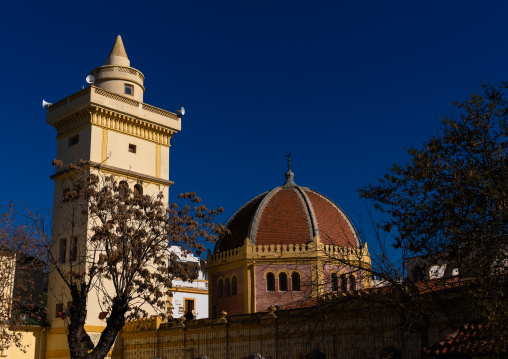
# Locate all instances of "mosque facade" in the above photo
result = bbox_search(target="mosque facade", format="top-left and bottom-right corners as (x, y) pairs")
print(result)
(39, 34), (372, 358)
(2, 34), (483, 359)
(207, 165), (372, 317)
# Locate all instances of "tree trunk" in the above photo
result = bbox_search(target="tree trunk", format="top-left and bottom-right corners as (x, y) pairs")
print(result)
(67, 285), (94, 359)
(85, 296), (128, 359)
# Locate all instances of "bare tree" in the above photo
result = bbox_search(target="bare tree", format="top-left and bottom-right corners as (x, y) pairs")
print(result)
(0, 203), (47, 354)
(49, 160), (227, 359)
(359, 82), (508, 326)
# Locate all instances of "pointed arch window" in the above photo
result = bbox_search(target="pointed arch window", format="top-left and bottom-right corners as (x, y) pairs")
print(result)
(292, 272), (300, 291)
(218, 279), (224, 298)
(266, 273), (275, 292)
(134, 184), (143, 197)
(232, 276), (237, 296)
(279, 272), (288, 292)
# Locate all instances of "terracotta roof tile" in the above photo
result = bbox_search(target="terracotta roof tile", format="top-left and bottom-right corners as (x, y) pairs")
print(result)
(304, 190), (357, 248)
(255, 189), (311, 246)
(214, 183), (359, 253)
(215, 193), (267, 252)
(427, 323), (507, 356)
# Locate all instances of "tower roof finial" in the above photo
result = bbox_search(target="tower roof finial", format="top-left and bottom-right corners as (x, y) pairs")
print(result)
(105, 34), (130, 67)
(283, 153), (296, 187)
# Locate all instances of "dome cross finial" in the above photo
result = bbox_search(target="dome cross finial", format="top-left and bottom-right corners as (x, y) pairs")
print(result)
(286, 153), (291, 170)
(283, 153), (296, 187)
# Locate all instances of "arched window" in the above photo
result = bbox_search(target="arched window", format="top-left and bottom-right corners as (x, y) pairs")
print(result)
(218, 279), (224, 298)
(291, 272), (300, 291)
(225, 277), (231, 297)
(349, 275), (356, 291)
(119, 181), (128, 196)
(232, 276), (237, 296)
(340, 274), (347, 292)
(134, 184), (143, 197)
(266, 273), (275, 291)
(279, 272), (288, 291)
(331, 273), (339, 292)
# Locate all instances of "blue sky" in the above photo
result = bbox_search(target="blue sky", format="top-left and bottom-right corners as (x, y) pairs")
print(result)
(1, 1), (507, 256)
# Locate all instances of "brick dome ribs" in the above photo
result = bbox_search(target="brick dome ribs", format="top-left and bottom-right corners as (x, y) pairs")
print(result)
(254, 189), (311, 247)
(303, 189), (357, 248)
(214, 173), (359, 253)
(215, 192), (268, 252)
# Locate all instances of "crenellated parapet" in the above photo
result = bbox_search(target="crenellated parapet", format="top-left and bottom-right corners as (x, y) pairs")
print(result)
(208, 237), (371, 268)
(207, 246), (244, 264)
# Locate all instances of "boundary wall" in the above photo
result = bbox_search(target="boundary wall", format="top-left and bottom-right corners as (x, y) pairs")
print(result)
(117, 292), (470, 359)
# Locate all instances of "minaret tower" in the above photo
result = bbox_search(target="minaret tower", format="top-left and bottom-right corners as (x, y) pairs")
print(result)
(45, 35), (181, 358)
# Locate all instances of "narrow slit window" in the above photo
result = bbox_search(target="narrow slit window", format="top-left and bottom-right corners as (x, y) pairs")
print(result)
(225, 278), (231, 297)
(341, 274), (348, 292)
(279, 272), (288, 291)
(70, 237), (78, 262)
(218, 279), (224, 298)
(231, 276), (237, 296)
(332, 273), (339, 292)
(266, 273), (275, 291)
(292, 272), (300, 291)
(59, 238), (67, 264)
(128, 144), (136, 153)
(349, 275), (356, 291)
(124, 84), (134, 96)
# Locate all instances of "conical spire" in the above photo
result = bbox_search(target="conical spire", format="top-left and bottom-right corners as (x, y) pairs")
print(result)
(105, 35), (130, 67)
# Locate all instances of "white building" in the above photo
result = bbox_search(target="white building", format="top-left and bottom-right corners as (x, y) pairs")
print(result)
(168, 246), (208, 320)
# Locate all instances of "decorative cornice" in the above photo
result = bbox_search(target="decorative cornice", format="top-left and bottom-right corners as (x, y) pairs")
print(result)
(50, 162), (174, 188)
(47, 86), (180, 146)
(50, 105), (176, 146)
(89, 106), (175, 146)
(92, 65), (145, 82)
(168, 287), (208, 295)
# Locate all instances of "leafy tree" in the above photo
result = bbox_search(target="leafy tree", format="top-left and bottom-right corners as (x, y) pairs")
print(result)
(49, 161), (227, 359)
(359, 82), (508, 323)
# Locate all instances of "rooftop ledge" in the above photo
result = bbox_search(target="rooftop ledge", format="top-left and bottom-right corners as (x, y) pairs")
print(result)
(46, 86), (181, 132)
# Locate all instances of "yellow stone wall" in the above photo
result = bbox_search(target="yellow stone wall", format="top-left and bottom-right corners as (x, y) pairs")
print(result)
(1, 327), (46, 359)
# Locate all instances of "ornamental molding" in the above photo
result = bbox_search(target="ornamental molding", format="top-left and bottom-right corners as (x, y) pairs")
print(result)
(47, 86), (180, 146)
(92, 65), (145, 81)
(90, 106), (175, 146)
(50, 161), (174, 188)
(51, 105), (176, 146)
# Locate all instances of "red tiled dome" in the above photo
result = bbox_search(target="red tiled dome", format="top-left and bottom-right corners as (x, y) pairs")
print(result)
(214, 170), (359, 253)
